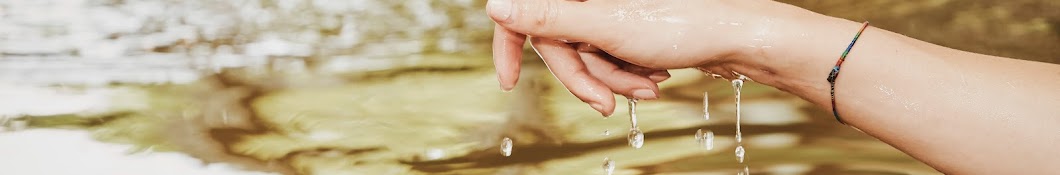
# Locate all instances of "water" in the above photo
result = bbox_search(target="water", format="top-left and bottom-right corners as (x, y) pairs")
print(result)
(695, 129), (714, 150)
(734, 145), (746, 163)
(738, 164), (750, 175)
(628, 128), (644, 149)
(602, 157), (616, 175)
(627, 98), (639, 128)
(703, 91), (710, 120)
(602, 130), (611, 136)
(732, 77), (745, 144)
(500, 137), (513, 157)
(627, 98), (644, 149)
(732, 75), (748, 166)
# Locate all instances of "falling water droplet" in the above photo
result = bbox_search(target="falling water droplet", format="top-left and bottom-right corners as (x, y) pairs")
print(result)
(602, 157), (616, 175)
(628, 128), (644, 149)
(735, 145), (746, 163)
(695, 129), (715, 150)
(695, 129), (703, 140)
(500, 137), (513, 157)
(703, 91), (710, 120)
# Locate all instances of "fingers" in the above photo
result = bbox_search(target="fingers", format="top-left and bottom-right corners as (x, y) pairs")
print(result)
(579, 51), (660, 100)
(529, 37), (616, 116)
(493, 25), (527, 91)
(486, 0), (613, 44)
(575, 43), (670, 83)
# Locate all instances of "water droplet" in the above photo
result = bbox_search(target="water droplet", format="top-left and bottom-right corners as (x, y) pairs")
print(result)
(703, 91), (710, 120)
(695, 129), (714, 150)
(602, 130), (611, 136)
(628, 128), (644, 149)
(500, 137), (513, 157)
(602, 157), (616, 175)
(735, 145), (746, 163)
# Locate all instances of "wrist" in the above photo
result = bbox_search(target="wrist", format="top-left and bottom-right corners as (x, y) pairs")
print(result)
(733, 10), (865, 101)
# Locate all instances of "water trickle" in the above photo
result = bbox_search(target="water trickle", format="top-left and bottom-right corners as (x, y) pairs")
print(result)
(603, 157), (616, 175)
(500, 137), (513, 157)
(628, 98), (639, 128)
(732, 75), (749, 167)
(703, 91), (710, 120)
(738, 164), (750, 175)
(627, 98), (644, 149)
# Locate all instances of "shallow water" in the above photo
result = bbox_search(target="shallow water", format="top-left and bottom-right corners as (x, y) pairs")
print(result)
(1, 0), (1057, 174)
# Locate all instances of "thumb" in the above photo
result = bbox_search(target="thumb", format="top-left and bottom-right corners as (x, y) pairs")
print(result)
(486, 0), (614, 44)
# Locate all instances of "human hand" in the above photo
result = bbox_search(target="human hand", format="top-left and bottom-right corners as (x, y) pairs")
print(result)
(487, 0), (817, 116)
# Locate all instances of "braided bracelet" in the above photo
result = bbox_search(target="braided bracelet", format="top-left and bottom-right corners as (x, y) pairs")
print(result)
(826, 21), (871, 125)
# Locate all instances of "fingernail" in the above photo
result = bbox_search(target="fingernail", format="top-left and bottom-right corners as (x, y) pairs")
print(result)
(486, 0), (513, 23)
(498, 75), (514, 92)
(589, 102), (608, 116)
(631, 89), (658, 100)
(648, 72), (670, 82)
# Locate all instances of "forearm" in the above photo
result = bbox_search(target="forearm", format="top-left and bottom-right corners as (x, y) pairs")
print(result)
(735, 6), (1060, 174)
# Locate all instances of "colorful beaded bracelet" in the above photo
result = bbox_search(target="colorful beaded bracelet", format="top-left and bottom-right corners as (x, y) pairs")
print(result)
(827, 21), (871, 125)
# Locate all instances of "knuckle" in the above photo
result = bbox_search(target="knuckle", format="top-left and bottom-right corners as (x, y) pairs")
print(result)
(529, 0), (560, 34)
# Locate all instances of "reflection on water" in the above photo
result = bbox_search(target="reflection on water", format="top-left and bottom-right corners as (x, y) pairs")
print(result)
(0, 0), (1057, 174)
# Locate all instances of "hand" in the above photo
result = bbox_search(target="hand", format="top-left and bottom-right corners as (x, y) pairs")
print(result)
(487, 0), (812, 116)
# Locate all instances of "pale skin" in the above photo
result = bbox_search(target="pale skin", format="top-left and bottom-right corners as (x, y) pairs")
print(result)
(486, 0), (1060, 174)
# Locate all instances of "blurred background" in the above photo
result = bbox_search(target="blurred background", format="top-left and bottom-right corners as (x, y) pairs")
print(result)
(0, 0), (1056, 174)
